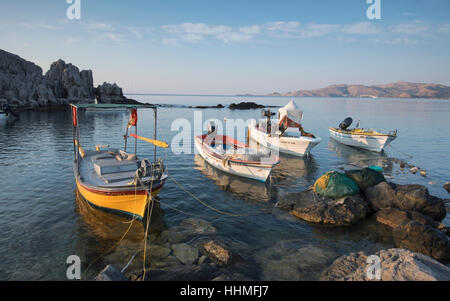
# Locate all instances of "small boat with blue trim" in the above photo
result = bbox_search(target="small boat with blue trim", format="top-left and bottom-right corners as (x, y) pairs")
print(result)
(70, 103), (168, 220)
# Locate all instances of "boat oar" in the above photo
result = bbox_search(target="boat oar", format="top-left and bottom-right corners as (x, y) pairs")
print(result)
(130, 133), (169, 148)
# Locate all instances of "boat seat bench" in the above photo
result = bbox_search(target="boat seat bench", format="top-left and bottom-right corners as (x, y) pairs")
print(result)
(93, 158), (139, 175)
(101, 171), (137, 184)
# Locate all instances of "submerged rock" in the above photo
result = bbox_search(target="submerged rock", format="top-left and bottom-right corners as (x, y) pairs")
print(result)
(393, 221), (450, 262)
(171, 243), (199, 265)
(147, 244), (171, 260)
(161, 218), (216, 243)
(212, 273), (253, 281)
(320, 248), (450, 281)
(95, 264), (128, 281)
(133, 264), (219, 281)
(261, 242), (339, 281)
(444, 182), (450, 193)
(201, 240), (232, 266)
(289, 193), (370, 226)
(365, 182), (446, 221)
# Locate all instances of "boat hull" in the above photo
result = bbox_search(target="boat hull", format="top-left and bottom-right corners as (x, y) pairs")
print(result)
(249, 123), (321, 157)
(194, 136), (276, 182)
(329, 128), (396, 152)
(76, 178), (164, 220)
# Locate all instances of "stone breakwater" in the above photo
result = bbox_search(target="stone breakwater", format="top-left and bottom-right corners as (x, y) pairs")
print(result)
(0, 49), (133, 109)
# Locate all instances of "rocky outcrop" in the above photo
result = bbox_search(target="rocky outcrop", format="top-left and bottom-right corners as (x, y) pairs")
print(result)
(0, 49), (134, 108)
(95, 82), (127, 104)
(0, 49), (52, 107)
(365, 182), (446, 221)
(44, 59), (94, 101)
(277, 190), (370, 226)
(320, 248), (450, 281)
(229, 102), (265, 110)
(393, 221), (450, 262)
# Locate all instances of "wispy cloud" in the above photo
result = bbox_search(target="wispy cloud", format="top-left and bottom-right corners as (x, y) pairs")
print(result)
(162, 38), (178, 46)
(341, 22), (381, 35)
(369, 37), (419, 45)
(390, 21), (431, 36)
(437, 23), (450, 34)
(161, 22), (262, 43)
(103, 32), (123, 42)
(86, 22), (113, 31)
(20, 22), (59, 30)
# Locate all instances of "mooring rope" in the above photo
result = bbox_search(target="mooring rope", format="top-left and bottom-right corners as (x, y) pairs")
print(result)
(165, 170), (271, 218)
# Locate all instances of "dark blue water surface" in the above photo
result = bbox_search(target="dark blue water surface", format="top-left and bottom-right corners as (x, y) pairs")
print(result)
(0, 95), (449, 280)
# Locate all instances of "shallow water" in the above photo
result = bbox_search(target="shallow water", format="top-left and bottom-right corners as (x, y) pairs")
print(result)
(0, 95), (449, 280)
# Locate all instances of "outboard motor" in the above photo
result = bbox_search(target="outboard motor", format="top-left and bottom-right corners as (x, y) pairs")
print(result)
(261, 109), (275, 118)
(207, 121), (217, 135)
(339, 117), (353, 130)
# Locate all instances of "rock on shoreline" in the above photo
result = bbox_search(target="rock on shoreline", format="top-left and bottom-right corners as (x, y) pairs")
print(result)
(0, 49), (137, 109)
(320, 248), (450, 281)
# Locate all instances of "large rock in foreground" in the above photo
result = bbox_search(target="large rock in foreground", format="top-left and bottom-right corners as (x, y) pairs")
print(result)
(375, 208), (436, 229)
(278, 190), (370, 226)
(320, 248), (450, 281)
(365, 182), (446, 221)
(393, 221), (450, 262)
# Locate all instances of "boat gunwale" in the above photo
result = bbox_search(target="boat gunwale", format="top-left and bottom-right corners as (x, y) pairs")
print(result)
(251, 123), (322, 143)
(195, 135), (280, 167)
(329, 127), (396, 137)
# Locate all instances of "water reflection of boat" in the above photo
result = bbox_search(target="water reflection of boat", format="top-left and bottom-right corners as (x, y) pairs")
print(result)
(194, 155), (273, 202)
(271, 154), (319, 187)
(75, 189), (166, 240)
(328, 139), (394, 175)
(248, 136), (319, 187)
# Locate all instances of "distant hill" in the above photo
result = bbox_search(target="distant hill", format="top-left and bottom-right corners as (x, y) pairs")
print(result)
(265, 82), (450, 99)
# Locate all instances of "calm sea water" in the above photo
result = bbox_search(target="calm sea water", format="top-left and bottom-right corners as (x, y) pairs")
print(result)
(0, 95), (449, 280)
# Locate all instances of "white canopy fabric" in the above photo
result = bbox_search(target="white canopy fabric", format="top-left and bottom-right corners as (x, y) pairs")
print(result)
(278, 100), (303, 124)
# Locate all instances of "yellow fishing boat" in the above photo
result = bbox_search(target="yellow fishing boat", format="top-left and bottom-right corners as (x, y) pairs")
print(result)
(70, 103), (168, 220)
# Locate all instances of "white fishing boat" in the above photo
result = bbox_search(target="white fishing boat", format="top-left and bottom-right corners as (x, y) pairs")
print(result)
(249, 101), (321, 157)
(329, 117), (397, 153)
(194, 124), (280, 182)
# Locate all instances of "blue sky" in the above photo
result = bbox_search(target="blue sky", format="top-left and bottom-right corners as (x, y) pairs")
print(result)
(0, 0), (449, 94)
